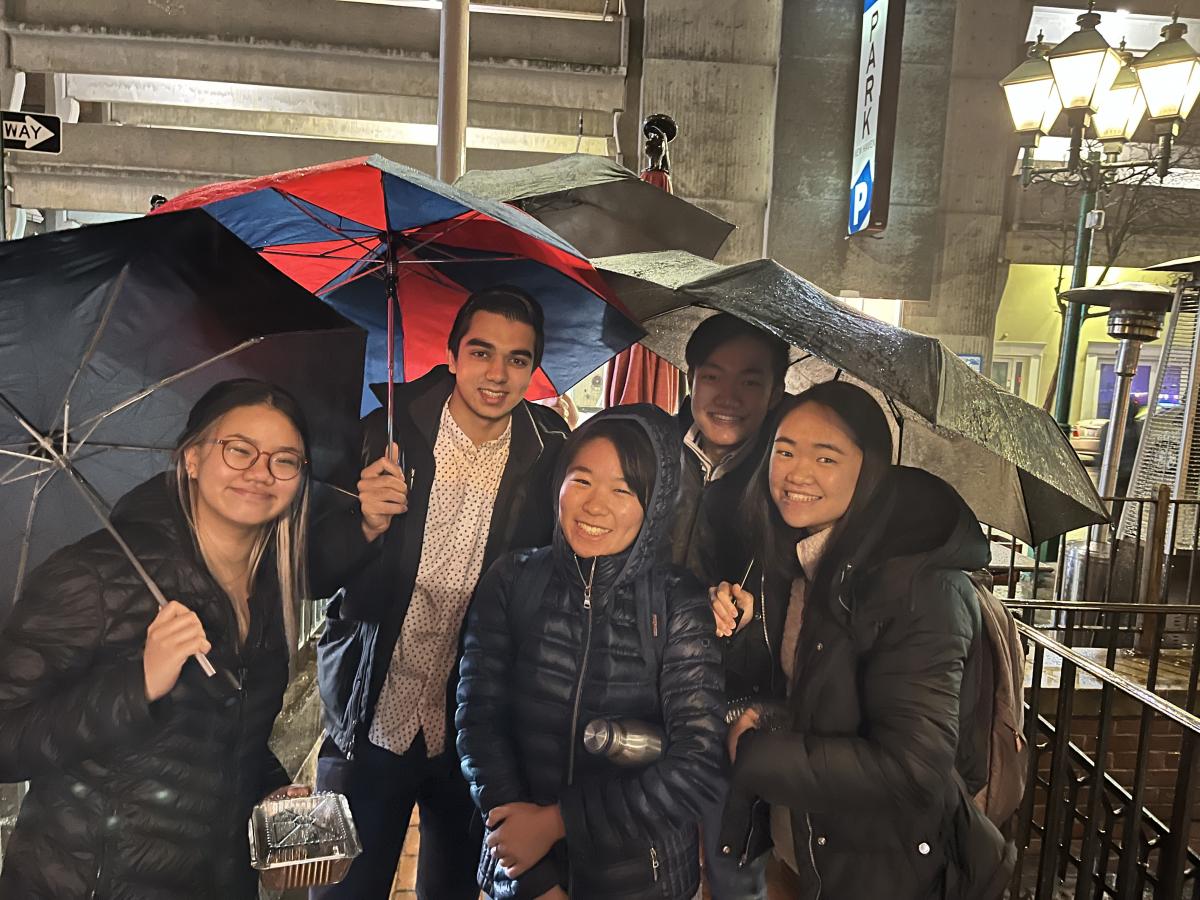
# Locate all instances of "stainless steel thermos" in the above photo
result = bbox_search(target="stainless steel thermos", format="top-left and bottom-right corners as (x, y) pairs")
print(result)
(582, 718), (664, 766)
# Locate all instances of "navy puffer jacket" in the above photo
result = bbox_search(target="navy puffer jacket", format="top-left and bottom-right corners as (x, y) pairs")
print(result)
(457, 405), (725, 900)
(0, 475), (291, 900)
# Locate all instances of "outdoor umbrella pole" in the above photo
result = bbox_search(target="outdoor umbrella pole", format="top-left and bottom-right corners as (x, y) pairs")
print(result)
(385, 239), (398, 454)
(0, 393), (218, 679)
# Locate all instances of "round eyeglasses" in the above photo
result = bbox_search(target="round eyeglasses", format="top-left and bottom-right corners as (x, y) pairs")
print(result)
(213, 438), (306, 481)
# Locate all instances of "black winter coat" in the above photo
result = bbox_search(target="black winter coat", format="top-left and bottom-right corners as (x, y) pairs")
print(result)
(0, 475), (291, 900)
(669, 398), (768, 587)
(720, 467), (989, 900)
(457, 405), (725, 900)
(310, 366), (568, 758)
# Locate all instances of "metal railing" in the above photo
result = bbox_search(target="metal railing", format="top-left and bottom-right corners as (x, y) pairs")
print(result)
(980, 492), (1200, 898)
(1007, 610), (1200, 899)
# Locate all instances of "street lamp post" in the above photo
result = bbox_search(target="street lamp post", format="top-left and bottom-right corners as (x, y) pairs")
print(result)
(1000, 5), (1200, 432)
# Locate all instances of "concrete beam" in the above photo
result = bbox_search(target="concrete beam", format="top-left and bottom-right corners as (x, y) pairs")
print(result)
(641, 0), (781, 263)
(9, 28), (626, 111)
(104, 104), (611, 154)
(1005, 228), (1200, 269)
(8, 1), (622, 67)
(341, 0), (613, 14)
(67, 75), (614, 136)
(5, 122), (561, 212)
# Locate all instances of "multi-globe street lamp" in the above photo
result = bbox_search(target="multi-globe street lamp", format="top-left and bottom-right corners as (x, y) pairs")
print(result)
(1000, 4), (1200, 432)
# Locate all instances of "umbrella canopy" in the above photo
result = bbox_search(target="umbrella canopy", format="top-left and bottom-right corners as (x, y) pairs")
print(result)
(455, 154), (735, 260)
(1147, 255), (1200, 275)
(594, 251), (1107, 545)
(155, 155), (643, 412)
(0, 209), (367, 616)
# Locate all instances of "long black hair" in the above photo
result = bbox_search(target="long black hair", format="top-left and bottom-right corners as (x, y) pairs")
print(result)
(740, 381), (894, 604)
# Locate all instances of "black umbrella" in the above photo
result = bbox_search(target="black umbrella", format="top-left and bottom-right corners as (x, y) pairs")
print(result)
(454, 154), (735, 260)
(594, 251), (1107, 545)
(0, 210), (367, 641)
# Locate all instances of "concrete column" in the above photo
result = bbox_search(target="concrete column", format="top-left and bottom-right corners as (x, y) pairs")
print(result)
(40, 71), (76, 231)
(768, 0), (956, 298)
(767, 0), (1027, 363)
(616, 0), (646, 171)
(436, 0), (469, 183)
(640, 0), (782, 263)
(900, 0), (1027, 364)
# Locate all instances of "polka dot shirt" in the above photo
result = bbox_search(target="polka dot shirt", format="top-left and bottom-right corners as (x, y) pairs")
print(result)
(368, 401), (511, 757)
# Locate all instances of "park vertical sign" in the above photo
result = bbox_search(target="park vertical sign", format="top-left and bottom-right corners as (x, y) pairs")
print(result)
(848, 0), (905, 236)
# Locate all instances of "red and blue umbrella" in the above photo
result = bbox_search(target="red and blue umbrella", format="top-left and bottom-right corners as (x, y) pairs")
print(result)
(155, 154), (644, 417)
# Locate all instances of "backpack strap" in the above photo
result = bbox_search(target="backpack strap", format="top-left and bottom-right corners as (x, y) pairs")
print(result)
(507, 547), (554, 651)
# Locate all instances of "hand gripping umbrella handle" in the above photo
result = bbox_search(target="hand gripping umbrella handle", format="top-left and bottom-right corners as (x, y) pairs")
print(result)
(69, 479), (217, 679)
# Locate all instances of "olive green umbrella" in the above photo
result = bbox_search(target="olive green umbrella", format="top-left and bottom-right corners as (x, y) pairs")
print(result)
(455, 155), (734, 260)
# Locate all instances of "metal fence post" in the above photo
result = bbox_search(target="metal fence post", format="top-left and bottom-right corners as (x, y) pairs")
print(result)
(1139, 484), (1172, 656)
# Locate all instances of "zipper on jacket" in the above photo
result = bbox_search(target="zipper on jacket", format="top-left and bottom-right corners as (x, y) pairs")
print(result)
(804, 812), (824, 900)
(757, 570), (774, 692)
(566, 557), (597, 786)
(89, 801), (114, 900)
(650, 845), (660, 882)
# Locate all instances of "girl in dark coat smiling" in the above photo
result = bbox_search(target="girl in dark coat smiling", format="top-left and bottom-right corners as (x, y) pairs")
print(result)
(714, 382), (989, 899)
(457, 405), (725, 900)
(0, 380), (312, 900)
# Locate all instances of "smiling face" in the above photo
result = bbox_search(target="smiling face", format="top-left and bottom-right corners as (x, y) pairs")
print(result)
(689, 334), (782, 462)
(184, 403), (305, 536)
(769, 401), (864, 534)
(558, 436), (646, 558)
(447, 309), (538, 434)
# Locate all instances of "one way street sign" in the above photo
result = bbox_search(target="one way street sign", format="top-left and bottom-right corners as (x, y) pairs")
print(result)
(1, 111), (62, 154)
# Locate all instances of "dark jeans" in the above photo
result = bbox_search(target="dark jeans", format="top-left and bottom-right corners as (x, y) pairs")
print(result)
(310, 732), (480, 900)
(701, 776), (768, 900)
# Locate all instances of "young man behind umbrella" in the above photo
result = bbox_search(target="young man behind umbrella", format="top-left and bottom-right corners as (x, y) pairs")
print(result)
(308, 286), (568, 900)
(673, 313), (789, 900)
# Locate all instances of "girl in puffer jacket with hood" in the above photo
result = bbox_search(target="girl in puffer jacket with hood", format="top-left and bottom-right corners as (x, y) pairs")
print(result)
(713, 382), (992, 899)
(457, 404), (726, 900)
(0, 380), (312, 900)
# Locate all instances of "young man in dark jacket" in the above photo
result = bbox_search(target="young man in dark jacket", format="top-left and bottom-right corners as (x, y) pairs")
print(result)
(672, 314), (788, 585)
(309, 287), (569, 900)
(671, 313), (789, 899)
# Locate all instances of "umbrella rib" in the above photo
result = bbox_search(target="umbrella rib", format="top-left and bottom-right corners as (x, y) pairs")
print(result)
(11, 467), (52, 608)
(0, 391), (217, 677)
(52, 263), (129, 436)
(262, 247), (376, 263)
(0, 447), (50, 464)
(271, 190), (382, 256)
(1, 464), (53, 487)
(394, 210), (486, 262)
(0, 450), (41, 485)
(68, 338), (266, 446)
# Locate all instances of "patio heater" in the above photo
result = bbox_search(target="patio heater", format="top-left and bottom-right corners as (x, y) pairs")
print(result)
(1058, 282), (1172, 608)
(1119, 258), (1200, 631)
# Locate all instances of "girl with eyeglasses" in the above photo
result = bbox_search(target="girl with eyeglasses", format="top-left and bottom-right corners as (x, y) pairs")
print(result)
(0, 379), (314, 900)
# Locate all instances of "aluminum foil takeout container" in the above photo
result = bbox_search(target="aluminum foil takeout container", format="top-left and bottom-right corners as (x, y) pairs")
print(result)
(249, 791), (362, 890)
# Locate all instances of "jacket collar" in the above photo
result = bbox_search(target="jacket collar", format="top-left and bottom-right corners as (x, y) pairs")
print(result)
(372, 366), (546, 473)
(552, 404), (680, 603)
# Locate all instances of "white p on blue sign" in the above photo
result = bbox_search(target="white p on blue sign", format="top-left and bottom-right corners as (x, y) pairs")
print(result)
(849, 0), (904, 236)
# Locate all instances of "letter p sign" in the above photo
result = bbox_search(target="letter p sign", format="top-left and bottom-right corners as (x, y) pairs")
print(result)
(848, 163), (874, 235)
